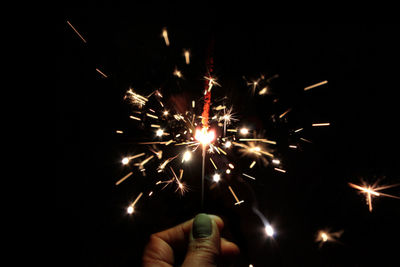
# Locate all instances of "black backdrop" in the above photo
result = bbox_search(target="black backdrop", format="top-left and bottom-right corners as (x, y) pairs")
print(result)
(57, 11), (400, 267)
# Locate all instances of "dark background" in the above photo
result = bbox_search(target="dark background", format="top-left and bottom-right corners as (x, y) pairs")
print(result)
(57, 9), (400, 267)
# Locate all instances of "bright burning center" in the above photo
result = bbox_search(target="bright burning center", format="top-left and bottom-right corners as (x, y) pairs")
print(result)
(195, 127), (215, 145)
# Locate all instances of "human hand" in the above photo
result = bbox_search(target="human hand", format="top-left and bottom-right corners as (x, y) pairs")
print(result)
(142, 213), (240, 267)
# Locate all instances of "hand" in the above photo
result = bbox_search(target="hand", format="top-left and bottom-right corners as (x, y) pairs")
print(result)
(142, 213), (240, 267)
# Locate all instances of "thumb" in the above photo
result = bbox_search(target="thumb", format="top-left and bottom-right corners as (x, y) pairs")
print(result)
(182, 213), (221, 267)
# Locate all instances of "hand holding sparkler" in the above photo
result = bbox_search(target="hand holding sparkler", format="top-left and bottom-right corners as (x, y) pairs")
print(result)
(142, 214), (240, 267)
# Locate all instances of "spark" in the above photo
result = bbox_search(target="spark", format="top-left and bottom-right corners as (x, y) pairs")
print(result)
(289, 145), (297, 149)
(150, 124), (161, 128)
(294, 128), (304, 133)
(228, 185), (244, 205)
(126, 89), (148, 108)
(163, 110), (169, 116)
(315, 229), (344, 247)
(95, 68), (108, 78)
(204, 76), (221, 92)
(129, 115), (141, 121)
(184, 49), (190, 64)
(162, 27), (170, 46)
(213, 173), (221, 182)
(272, 159), (280, 165)
(274, 167), (286, 173)
(224, 141), (232, 148)
(279, 108), (292, 119)
(243, 173), (256, 180)
(170, 167), (188, 195)
(192, 100), (195, 108)
(217, 147), (227, 155)
(258, 87), (268, 95)
(226, 169), (231, 174)
(312, 122), (330, 127)
(66, 20), (87, 43)
(265, 225), (275, 237)
(182, 151), (192, 163)
(127, 192), (143, 214)
(139, 155), (154, 167)
(173, 67), (183, 78)
(239, 138), (276, 145)
(116, 172), (133, 186)
(146, 113), (159, 119)
(122, 153), (146, 165)
(300, 137), (312, 143)
(249, 161), (256, 169)
(210, 158), (218, 169)
(348, 181), (400, 212)
(115, 130), (123, 134)
(240, 128), (249, 135)
(156, 129), (164, 137)
(304, 80), (328, 91)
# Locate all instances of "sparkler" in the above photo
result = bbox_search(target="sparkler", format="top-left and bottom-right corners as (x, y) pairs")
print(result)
(67, 24), (400, 259)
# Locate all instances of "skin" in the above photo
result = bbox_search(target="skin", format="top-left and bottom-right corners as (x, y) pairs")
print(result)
(142, 214), (240, 267)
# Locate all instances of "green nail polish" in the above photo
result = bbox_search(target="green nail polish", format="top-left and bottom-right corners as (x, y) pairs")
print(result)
(193, 213), (212, 238)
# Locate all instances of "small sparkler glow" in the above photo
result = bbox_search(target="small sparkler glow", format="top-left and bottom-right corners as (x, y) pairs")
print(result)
(348, 181), (400, 212)
(265, 225), (275, 237)
(213, 173), (221, 182)
(315, 229), (343, 247)
(127, 192), (143, 214)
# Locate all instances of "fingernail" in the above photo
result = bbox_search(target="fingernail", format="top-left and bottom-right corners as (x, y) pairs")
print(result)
(192, 213), (212, 238)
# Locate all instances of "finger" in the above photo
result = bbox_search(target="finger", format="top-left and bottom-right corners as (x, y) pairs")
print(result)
(182, 214), (221, 267)
(154, 214), (223, 250)
(143, 214), (224, 266)
(221, 237), (240, 257)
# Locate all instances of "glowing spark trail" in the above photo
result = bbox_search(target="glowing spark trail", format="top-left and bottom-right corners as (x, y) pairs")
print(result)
(304, 80), (328, 91)
(184, 50), (190, 64)
(66, 20), (87, 43)
(243, 173), (256, 180)
(95, 68), (108, 78)
(162, 27), (170, 46)
(116, 172), (133, 186)
(228, 185), (244, 205)
(127, 192), (143, 214)
(312, 122), (330, 127)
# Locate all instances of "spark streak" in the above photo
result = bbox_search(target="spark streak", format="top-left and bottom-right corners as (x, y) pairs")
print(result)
(116, 172), (133, 186)
(228, 185), (244, 205)
(162, 27), (170, 46)
(66, 20), (87, 43)
(312, 122), (330, 127)
(127, 192), (143, 214)
(95, 68), (108, 78)
(239, 138), (277, 145)
(304, 80), (328, 91)
(243, 173), (256, 180)
(184, 50), (190, 64)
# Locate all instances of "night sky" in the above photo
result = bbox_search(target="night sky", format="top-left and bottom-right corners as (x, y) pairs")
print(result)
(57, 10), (400, 267)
